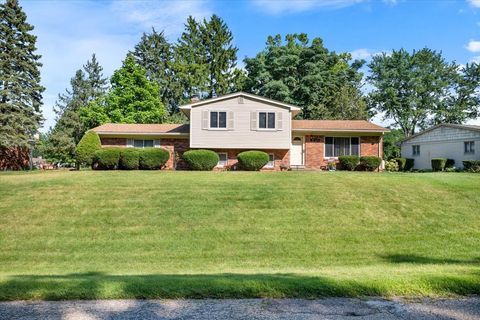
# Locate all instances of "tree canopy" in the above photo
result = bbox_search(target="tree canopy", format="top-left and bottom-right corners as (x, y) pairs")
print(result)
(367, 48), (480, 136)
(244, 33), (367, 120)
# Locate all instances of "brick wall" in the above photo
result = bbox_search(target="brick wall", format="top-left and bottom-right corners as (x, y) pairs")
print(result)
(303, 135), (382, 169)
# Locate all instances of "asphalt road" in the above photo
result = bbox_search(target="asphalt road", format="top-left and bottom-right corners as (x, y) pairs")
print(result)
(0, 297), (479, 320)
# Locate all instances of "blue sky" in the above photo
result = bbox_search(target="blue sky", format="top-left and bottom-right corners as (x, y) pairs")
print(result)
(20, 0), (480, 131)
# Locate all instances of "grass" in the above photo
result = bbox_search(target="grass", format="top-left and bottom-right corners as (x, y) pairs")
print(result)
(0, 170), (479, 300)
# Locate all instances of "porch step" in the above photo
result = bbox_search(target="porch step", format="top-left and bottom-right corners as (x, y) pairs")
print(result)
(290, 165), (305, 171)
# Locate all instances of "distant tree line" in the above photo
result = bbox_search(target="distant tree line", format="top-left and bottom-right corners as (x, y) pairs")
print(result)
(1, 0), (480, 164)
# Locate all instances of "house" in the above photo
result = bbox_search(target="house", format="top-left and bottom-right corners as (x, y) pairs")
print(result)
(400, 123), (480, 169)
(92, 92), (389, 170)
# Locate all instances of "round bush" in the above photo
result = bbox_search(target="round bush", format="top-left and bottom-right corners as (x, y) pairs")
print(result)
(183, 149), (219, 171)
(139, 148), (170, 170)
(446, 158), (455, 169)
(404, 158), (415, 171)
(119, 148), (140, 170)
(75, 130), (101, 168)
(93, 148), (121, 170)
(360, 156), (382, 171)
(431, 158), (447, 172)
(237, 150), (269, 171)
(338, 155), (360, 171)
(394, 157), (406, 171)
(385, 159), (399, 172)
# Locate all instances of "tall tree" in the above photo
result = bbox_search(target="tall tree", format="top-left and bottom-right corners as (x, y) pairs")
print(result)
(131, 28), (182, 112)
(175, 15), (241, 99)
(244, 34), (367, 120)
(47, 54), (107, 163)
(367, 48), (466, 137)
(80, 54), (167, 125)
(0, 0), (44, 148)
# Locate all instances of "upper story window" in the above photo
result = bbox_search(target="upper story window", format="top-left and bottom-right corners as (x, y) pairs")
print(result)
(259, 112), (275, 129)
(210, 111), (227, 129)
(412, 145), (420, 156)
(134, 139), (154, 148)
(325, 137), (359, 157)
(464, 141), (475, 154)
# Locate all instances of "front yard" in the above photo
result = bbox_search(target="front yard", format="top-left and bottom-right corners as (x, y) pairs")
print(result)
(0, 171), (479, 300)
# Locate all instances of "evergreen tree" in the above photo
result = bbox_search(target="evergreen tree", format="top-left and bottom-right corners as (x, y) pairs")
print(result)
(47, 54), (107, 163)
(175, 15), (241, 99)
(131, 28), (181, 112)
(244, 34), (366, 120)
(80, 54), (167, 125)
(0, 0), (44, 148)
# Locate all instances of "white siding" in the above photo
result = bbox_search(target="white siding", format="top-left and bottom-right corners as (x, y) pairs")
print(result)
(401, 126), (480, 169)
(190, 96), (291, 149)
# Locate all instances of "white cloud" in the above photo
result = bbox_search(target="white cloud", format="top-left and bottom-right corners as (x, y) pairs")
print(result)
(468, 0), (480, 8)
(21, 0), (212, 132)
(252, 0), (365, 15)
(466, 40), (480, 52)
(350, 48), (373, 60)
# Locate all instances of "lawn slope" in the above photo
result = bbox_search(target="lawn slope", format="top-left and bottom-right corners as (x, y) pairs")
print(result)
(0, 171), (479, 299)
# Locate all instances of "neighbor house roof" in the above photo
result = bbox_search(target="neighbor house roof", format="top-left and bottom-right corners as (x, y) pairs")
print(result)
(92, 123), (189, 135)
(292, 120), (389, 133)
(179, 91), (302, 113)
(401, 123), (480, 143)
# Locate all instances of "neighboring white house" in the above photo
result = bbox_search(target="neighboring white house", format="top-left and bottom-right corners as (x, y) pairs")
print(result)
(401, 124), (480, 169)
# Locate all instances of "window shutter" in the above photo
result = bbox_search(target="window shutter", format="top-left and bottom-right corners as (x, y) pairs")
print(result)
(227, 111), (234, 130)
(250, 111), (257, 131)
(202, 110), (209, 129)
(154, 139), (161, 148)
(127, 139), (134, 148)
(276, 112), (283, 130)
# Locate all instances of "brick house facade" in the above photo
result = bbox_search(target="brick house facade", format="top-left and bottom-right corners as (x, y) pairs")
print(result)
(92, 92), (388, 171)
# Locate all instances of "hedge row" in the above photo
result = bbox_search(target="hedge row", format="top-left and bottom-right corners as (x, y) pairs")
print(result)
(93, 148), (169, 170)
(393, 158), (414, 171)
(338, 156), (382, 171)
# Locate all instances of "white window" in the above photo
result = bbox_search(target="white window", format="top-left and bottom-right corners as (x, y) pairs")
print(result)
(412, 145), (420, 156)
(134, 139), (154, 148)
(210, 111), (227, 129)
(258, 112), (275, 129)
(464, 141), (475, 154)
(324, 137), (360, 157)
(265, 153), (275, 168)
(217, 153), (228, 167)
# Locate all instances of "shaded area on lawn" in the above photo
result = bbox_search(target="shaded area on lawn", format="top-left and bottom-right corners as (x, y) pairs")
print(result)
(1, 272), (479, 301)
(380, 254), (480, 265)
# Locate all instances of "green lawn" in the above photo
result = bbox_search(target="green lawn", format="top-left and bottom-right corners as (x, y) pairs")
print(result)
(0, 170), (479, 300)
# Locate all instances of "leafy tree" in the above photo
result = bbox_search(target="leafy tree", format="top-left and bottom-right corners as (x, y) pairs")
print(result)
(367, 48), (467, 137)
(0, 0), (44, 148)
(244, 34), (366, 120)
(175, 15), (241, 99)
(382, 129), (404, 160)
(80, 54), (167, 125)
(47, 54), (107, 163)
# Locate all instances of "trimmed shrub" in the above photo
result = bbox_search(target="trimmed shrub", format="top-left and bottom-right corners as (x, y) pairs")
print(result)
(75, 131), (101, 168)
(183, 149), (219, 171)
(139, 148), (170, 170)
(463, 160), (480, 172)
(431, 158), (447, 172)
(360, 156), (382, 171)
(237, 150), (269, 171)
(445, 159), (455, 169)
(119, 148), (140, 170)
(404, 158), (415, 171)
(385, 159), (399, 172)
(338, 155), (360, 171)
(93, 148), (121, 170)
(394, 157), (406, 171)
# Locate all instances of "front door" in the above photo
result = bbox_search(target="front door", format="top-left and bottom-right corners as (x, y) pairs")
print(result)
(291, 136), (304, 166)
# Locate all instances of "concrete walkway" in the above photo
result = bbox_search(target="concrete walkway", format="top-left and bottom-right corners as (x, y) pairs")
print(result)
(0, 297), (479, 320)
